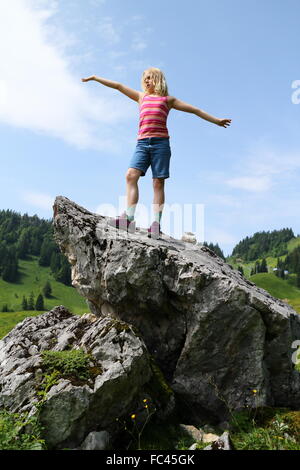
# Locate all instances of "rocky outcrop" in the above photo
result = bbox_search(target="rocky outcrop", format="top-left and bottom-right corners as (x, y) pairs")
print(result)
(1, 195), (299, 450)
(0, 305), (172, 449)
(54, 196), (300, 420)
(51, 196), (300, 423)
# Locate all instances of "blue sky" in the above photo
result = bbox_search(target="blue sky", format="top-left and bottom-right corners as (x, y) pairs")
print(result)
(1, 0), (300, 256)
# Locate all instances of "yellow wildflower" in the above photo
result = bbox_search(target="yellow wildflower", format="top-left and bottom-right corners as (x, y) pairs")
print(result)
(131, 414), (136, 419)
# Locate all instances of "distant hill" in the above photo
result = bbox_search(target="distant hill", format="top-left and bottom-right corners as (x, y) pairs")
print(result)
(0, 209), (71, 285)
(0, 256), (88, 338)
(249, 272), (300, 314)
(0, 209), (89, 338)
(230, 228), (296, 261)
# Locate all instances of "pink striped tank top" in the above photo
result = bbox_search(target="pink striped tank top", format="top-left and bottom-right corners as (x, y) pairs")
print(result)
(138, 94), (170, 139)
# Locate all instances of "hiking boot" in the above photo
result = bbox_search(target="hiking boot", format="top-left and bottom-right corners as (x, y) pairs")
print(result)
(147, 221), (162, 239)
(108, 212), (136, 233)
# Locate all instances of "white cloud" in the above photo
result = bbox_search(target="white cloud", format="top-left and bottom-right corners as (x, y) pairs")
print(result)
(131, 32), (147, 51)
(89, 0), (106, 5)
(0, 1), (135, 152)
(97, 18), (120, 45)
(206, 194), (242, 208)
(21, 190), (55, 210)
(225, 176), (272, 192)
(130, 15), (144, 22)
(132, 40), (147, 51)
(247, 147), (300, 178)
(224, 145), (300, 192)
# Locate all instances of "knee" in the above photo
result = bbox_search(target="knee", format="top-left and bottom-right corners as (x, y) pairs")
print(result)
(153, 178), (165, 190)
(126, 169), (140, 184)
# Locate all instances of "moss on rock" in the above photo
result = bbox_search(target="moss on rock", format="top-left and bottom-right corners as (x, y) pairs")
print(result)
(40, 348), (102, 386)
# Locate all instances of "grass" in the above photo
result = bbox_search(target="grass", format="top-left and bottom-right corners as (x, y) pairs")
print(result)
(225, 253), (300, 314)
(114, 405), (300, 450)
(250, 273), (300, 313)
(114, 413), (197, 451)
(287, 236), (300, 253)
(0, 409), (45, 450)
(229, 407), (300, 450)
(0, 310), (43, 339)
(0, 256), (89, 339)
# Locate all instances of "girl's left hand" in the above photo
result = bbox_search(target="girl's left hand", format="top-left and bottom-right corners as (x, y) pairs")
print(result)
(217, 118), (231, 128)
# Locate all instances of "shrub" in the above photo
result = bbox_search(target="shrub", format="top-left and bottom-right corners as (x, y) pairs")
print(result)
(0, 409), (45, 450)
(41, 348), (101, 383)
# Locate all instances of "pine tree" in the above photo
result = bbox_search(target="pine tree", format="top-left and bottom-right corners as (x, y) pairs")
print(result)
(21, 295), (28, 311)
(35, 294), (44, 311)
(43, 281), (52, 298)
(28, 291), (35, 310)
(55, 257), (71, 286)
(50, 251), (61, 273)
(2, 263), (13, 282)
(296, 267), (300, 289)
(255, 260), (261, 274)
(260, 258), (268, 273)
(17, 228), (31, 259)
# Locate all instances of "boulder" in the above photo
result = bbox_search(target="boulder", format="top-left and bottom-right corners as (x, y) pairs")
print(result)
(52, 196), (300, 423)
(179, 424), (204, 441)
(80, 431), (110, 450)
(203, 431), (233, 450)
(180, 424), (219, 443)
(0, 306), (170, 449)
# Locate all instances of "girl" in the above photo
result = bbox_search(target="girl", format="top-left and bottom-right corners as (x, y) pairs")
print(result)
(81, 68), (231, 239)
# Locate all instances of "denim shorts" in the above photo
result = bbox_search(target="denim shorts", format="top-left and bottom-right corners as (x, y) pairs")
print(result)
(128, 137), (171, 179)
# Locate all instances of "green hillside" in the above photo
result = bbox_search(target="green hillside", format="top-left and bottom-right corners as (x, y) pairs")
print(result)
(0, 256), (89, 339)
(226, 254), (288, 273)
(287, 236), (300, 253)
(226, 252), (300, 314)
(250, 273), (300, 313)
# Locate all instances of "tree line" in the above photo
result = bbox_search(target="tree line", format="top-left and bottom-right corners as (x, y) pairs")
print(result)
(231, 228), (295, 261)
(2, 281), (53, 312)
(203, 241), (225, 260)
(0, 209), (71, 285)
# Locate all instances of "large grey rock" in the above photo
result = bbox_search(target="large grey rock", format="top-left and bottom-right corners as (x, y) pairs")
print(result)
(52, 196), (300, 423)
(0, 306), (157, 449)
(80, 431), (110, 450)
(180, 424), (219, 443)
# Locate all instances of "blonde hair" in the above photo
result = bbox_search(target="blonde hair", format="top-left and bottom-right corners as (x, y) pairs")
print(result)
(141, 67), (169, 96)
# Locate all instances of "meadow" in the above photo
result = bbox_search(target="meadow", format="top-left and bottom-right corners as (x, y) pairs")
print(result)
(0, 256), (87, 338)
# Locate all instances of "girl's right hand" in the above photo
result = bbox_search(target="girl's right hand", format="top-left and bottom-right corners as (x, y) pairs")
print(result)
(217, 118), (232, 128)
(81, 76), (95, 82)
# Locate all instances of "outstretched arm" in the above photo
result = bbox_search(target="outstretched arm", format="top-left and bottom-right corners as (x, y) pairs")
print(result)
(81, 75), (141, 103)
(169, 96), (231, 128)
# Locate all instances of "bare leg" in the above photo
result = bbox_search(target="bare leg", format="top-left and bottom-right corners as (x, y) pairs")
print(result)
(126, 168), (142, 213)
(152, 178), (165, 222)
